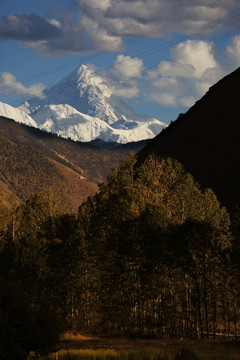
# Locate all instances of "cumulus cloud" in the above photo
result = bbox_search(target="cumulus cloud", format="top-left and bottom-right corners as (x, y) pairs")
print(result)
(146, 39), (226, 107)
(22, 33), (90, 58)
(156, 61), (196, 79)
(143, 34), (240, 107)
(80, 15), (123, 52)
(20, 11), (93, 57)
(2, 34), (240, 107)
(76, 0), (238, 38)
(111, 54), (144, 79)
(179, 96), (197, 107)
(98, 40), (228, 103)
(151, 92), (177, 106)
(110, 82), (141, 98)
(145, 34), (240, 108)
(1, 0), (238, 57)
(171, 40), (218, 78)
(226, 35), (240, 68)
(0, 13), (62, 41)
(85, 35), (240, 104)
(100, 54), (144, 98)
(79, 0), (111, 13)
(0, 72), (46, 99)
(0, 12), (91, 57)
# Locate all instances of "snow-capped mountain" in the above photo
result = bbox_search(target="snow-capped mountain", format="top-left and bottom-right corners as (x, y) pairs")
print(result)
(0, 101), (37, 128)
(31, 103), (161, 143)
(16, 64), (167, 143)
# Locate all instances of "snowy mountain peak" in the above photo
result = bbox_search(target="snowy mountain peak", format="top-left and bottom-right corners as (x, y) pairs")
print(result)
(74, 65), (112, 98)
(15, 64), (168, 143)
(0, 101), (37, 128)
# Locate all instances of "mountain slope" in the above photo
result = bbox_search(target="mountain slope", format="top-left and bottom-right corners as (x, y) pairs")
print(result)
(0, 135), (67, 201)
(0, 116), (132, 211)
(137, 67), (240, 209)
(17, 65), (167, 143)
(0, 134), (100, 211)
(0, 116), (128, 182)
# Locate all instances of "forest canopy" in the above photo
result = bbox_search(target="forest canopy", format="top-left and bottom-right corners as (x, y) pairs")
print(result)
(0, 153), (239, 359)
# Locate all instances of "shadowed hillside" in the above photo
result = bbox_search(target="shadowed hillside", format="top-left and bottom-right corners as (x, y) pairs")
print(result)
(138, 67), (240, 209)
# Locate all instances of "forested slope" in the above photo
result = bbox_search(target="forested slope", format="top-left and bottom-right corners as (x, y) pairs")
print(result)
(0, 135), (100, 210)
(0, 116), (129, 210)
(0, 116), (125, 184)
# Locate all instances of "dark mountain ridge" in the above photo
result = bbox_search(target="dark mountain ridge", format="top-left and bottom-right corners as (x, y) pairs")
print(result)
(138, 67), (240, 209)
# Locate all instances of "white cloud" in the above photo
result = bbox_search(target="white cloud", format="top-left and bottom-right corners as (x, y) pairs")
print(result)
(179, 96), (196, 107)
(149, 90), (197, 107)
(112, 82), (140, 98)
(1, 0), (238, 57)
(156, 61), (196, 79)
(76, 0), (238, 39)
(172, 40), (218, 78)
(0, 72), (46, 99)
(226, 35), (240, 68)
(92, 35), (240, 105)
(99, 54), (143, 98)
(146, 39), (226, 107)
(22, 12), (91, 57)
(112, 54), (144, 79)
(150, 92), (177, 106)
(79, 0), (111, 12)
(80, 15), (123, 52)
(48, 19), (61, 28)
(152, 77), (185, 95)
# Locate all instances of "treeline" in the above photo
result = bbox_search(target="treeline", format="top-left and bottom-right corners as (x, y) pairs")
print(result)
(0, 154), (240, 358)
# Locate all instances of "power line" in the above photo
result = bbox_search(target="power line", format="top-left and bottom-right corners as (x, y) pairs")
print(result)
(0, 0), (232, 90)
(8, 8), (239, 109)
(10, 27), (236, 125)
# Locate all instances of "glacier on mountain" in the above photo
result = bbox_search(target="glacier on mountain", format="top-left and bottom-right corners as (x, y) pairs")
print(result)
(4, 65), (167, 143)
(0, 101), (37, 128)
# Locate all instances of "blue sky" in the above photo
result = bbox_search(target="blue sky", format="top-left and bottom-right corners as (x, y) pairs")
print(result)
(0, 0), (240, 123)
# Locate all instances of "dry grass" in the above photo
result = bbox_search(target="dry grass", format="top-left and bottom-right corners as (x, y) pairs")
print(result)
(45, 334), (240, 360)
(61, 332), (100, 342)
(47, 347), (177, 360)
